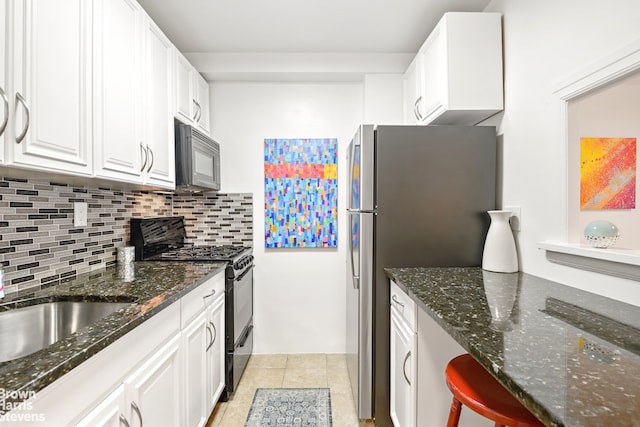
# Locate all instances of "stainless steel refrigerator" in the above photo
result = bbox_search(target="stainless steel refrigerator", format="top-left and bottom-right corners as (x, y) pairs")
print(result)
(346, 125), (496, 426)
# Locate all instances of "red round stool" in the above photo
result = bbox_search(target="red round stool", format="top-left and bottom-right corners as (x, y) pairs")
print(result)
(445, 354), (544, 427)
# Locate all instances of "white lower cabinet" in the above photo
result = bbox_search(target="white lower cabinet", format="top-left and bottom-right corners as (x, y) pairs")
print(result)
(182, 273), (226, 427)
(390, 279), (492, 427)
(125, 332), (183, 427)
(77, 333), (182, 427)
(390, 282), (417, 427)
(183, 310), (209, 427)
(206, 294), (225, 410)
(75, 385), (127, 427)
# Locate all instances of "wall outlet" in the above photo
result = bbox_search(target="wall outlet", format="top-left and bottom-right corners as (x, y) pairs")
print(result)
(505, 205), (521, 231)
(74, 202), (88, 227)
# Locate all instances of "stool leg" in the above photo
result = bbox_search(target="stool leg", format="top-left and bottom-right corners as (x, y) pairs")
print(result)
(446, 397), (462, 427)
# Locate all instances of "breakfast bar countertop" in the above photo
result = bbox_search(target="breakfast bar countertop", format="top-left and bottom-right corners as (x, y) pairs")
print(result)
(385, 267), (640, 427)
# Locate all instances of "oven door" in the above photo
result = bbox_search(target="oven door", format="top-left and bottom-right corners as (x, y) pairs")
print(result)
(233, 265), (253, 345)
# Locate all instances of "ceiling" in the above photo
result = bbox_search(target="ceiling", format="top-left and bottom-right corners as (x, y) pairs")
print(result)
(137, 0), (492, 54)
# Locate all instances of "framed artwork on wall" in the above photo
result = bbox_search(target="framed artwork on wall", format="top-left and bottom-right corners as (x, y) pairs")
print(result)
(264, 138), (338, 248)
(580, 137), (636, 210)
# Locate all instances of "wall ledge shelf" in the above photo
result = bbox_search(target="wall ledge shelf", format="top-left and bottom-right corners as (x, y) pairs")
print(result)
(538, 242), (640, 281)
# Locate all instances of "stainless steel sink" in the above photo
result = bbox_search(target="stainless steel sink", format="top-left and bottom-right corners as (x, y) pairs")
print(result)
(0, 301), (131, 363)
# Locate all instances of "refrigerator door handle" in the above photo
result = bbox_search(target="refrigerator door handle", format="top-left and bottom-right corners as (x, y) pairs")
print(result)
(348, 212), (359, 290)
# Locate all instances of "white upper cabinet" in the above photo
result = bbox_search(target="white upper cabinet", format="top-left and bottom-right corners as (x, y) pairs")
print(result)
(7, 0), (93, 174)
(408, 12), (503, 126)
(0, 0), (7, 165)
(175, 51), (195, 124)
(402, 56), (420, 124)
(93, 0), (175, 189)
(93, 0), (143, 182)
(174, 51), (210, 135)
(195, 72), (210, 134)
(143, 15), (175, 188)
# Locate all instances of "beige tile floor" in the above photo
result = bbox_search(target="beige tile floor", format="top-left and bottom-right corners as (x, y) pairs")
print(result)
(206, 354), (376, 427)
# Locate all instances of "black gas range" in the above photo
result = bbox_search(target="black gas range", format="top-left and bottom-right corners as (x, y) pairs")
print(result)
(130, 216), (253, 402)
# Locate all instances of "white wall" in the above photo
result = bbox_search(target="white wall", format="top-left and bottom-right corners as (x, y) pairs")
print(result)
(210, 82), (363, 353)
(484, 0), (640, 305)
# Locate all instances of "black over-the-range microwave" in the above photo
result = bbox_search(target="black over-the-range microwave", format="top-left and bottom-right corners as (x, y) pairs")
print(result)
(175, 123), (221, 192)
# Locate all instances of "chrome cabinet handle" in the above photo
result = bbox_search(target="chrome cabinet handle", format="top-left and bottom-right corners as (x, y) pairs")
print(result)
(206, 321), (216, 351)
(119, 414), (130, 427)
(15, 93), (30, 144)
(202, 289), (216, 301)
(413, 96), (422, 121)
(139, 143), (147, 172)
(402, 351), (412, 386)
(146, 145), (153, 173)
(391, 294), (405, 309)
(192, 99), (199, 121)
(206, 324), (213, 351)
(131, 402), (143, 427)
(0, 86), (8, 137)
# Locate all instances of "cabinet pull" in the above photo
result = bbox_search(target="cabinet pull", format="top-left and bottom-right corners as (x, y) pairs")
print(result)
(195, 101), (201, 122)
(119, 414), (130, 427)
(192, 99), (199, 121)
(207, 321), (216, 351)
(414, 96), (423, 121)
(0, 86), (8, 137)
(140, 143), (148, 172)
(391, 294), (405, 310)
(146, 145), (154, 173)
(206, 324), (213, 351)
(402, 351), (412, 386)
(15, 93), (30, 144)
(202, 289), (216, 301)
(131, 402), (143, 427)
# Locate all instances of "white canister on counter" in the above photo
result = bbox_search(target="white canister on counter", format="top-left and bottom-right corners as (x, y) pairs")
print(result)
(117, 247), (135, 282)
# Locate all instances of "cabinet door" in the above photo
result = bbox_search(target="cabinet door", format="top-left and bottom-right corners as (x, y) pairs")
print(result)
(183, 310), (209, 427)
(10, 0), (92, 174)
(0, 0), (7, 164)
(75, 385), (128, 427)
(143, 16), (175, 188)
(390, 306), (417, 427)
(93, 0), (143, 182)
(194, 73), (210, 134)
(207, 293), (225, 411)
(402, 56), (420, 124)
(125, 333), (182, 427)
(175, 51), (195, 124)
(418, 23), (446, 123)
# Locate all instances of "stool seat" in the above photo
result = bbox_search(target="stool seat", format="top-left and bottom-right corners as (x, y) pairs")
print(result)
(445, 354), (544, 427)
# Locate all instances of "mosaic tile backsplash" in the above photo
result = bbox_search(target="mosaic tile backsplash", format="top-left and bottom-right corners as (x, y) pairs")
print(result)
(173, 193), (253, 246)
(0, 176), (253, 295)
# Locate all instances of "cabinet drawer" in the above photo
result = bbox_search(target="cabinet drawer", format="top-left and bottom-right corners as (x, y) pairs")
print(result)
(181, 271), (225, 328)
(390, 280), (417, 331)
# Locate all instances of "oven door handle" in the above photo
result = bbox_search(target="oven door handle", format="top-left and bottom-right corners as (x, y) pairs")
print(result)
(235, 264), (254, 282)
(237, 323), (253, 348)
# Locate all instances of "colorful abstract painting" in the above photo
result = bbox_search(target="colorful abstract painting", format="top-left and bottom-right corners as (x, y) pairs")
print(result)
(264, 138), (338, 248)
(580, 137), (636, 210)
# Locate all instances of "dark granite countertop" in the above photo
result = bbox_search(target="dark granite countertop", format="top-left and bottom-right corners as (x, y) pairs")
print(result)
(385, 267), (640, 427)
(0, 261), (225, 410)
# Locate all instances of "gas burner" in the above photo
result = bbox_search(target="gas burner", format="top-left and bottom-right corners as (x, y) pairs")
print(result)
(155, 245), (250, 262)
